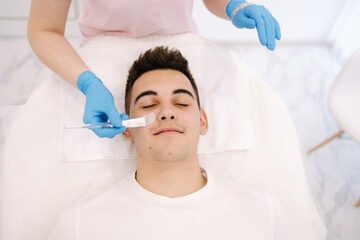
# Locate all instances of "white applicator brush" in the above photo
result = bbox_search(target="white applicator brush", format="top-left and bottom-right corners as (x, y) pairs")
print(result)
(64, 112), (155, 129)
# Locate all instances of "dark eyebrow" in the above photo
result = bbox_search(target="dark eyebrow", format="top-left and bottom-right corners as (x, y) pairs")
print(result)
(173, 89), (194, 99)
(134, 88), (195, 105)
(135, 90), (157, 104)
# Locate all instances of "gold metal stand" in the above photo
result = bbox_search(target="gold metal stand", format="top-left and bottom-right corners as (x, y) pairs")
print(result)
(307, 130), (345, 155)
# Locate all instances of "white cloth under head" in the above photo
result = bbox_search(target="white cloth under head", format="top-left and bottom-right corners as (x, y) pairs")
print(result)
(48, 167), (298, 240)
(59, 33), (253, 162)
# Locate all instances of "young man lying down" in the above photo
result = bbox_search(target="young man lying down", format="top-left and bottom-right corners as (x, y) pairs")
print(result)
(48, 46), (298, 240)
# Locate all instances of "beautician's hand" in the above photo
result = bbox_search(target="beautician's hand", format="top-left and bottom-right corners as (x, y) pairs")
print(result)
(77, 71), (129, 138)
(226, 0), (281, 51)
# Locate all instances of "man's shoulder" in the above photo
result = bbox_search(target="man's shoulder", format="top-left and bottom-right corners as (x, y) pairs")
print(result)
(73, 173), (132, 211)
(50, 173), (133, 237)
(213, 172), (272, 208)
(212, 173), (278, 223)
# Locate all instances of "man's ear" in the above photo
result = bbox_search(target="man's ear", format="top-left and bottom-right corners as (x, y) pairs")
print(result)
(122, 128), (133, 141)
(199, 108), (208, 135)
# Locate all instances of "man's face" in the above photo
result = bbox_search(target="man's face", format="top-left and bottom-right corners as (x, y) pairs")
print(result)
(122, 69), (208, 162)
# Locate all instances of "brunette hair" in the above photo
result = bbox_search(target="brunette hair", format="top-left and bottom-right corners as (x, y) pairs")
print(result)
(124, 46), (200, 115)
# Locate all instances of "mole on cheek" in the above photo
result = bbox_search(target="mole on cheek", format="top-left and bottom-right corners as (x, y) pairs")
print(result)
(149, 146), (152, 150)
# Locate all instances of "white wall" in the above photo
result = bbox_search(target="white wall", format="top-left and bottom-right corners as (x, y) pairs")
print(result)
(0, 0), (79, 37)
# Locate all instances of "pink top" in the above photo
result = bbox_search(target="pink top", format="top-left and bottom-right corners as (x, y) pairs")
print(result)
(78, 0), (197, 45)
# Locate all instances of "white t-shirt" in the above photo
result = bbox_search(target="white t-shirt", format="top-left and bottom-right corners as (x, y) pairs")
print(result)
(48, 168), (298, 240)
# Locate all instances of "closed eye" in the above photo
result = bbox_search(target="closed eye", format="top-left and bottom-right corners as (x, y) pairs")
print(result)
(143, 103), (188, 109)
(143, 104), (156, 109)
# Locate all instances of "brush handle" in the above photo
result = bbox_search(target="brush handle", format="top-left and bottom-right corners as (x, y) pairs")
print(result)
(65, 119), (144, 129)
(64, 113), (153, 129)
(64, 123), (114, 129)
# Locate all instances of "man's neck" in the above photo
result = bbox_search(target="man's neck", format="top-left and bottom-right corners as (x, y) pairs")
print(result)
(135, 157), (207, 198)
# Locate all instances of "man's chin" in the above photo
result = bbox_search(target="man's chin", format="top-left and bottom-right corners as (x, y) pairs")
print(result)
(150, 146), (189, 161)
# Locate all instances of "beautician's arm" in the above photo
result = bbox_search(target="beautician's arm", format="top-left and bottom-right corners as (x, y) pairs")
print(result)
(28, 0), (127, 138)
(203, 0), (230, 20)
(27, 0), (89, 88)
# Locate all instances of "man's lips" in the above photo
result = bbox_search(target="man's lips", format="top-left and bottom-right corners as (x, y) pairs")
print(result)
(156, 130), (181, 135)
(154, 127), (183, 135)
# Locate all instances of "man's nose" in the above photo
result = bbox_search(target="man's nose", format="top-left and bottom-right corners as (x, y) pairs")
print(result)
(158, 106), (176, 121)
(160, 114), (175, 120)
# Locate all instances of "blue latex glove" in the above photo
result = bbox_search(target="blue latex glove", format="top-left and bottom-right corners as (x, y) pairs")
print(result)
(77, 71), (129, 138)
(226, 0), (281, 50)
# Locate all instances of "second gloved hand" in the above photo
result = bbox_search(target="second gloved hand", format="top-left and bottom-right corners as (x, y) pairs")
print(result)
(77, 71), (129, 138)
(226, 0), (281, 51)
